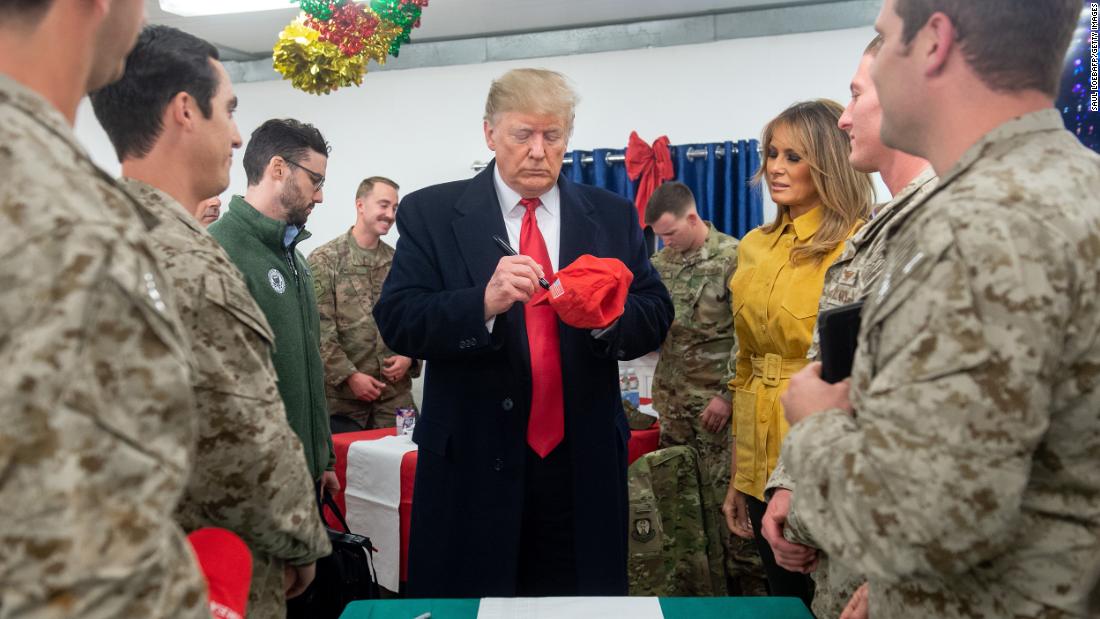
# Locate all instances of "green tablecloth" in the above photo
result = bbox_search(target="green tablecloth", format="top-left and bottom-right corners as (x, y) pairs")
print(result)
(341, 597), (813, 619)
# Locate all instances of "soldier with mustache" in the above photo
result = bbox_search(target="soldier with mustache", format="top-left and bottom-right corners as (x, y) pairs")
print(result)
(309, 176), (421, 432)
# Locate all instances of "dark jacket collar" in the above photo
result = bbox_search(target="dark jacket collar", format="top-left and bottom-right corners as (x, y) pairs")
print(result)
(451, 160), (598, 282)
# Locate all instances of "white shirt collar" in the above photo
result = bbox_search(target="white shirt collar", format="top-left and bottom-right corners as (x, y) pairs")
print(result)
(493, 164), (559, 218)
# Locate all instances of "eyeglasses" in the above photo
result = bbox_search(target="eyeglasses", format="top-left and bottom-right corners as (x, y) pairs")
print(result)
(286, 159), (326, 190)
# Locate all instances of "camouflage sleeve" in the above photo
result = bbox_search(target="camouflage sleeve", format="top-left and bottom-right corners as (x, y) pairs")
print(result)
(182, 271), (331, 566)
(764, 458), (796, 496)
(308, 251), (360, 387)
(0, 227), (208, 619)
(764, 457), (819, 547)
(187, 390), (332, 565)
(716, 354), (735, 403)
(1088, 566), (1100, 614)
(718, 252), (739, 402)
(782, 219), (1068, 582)
(806, 325), (822, 362)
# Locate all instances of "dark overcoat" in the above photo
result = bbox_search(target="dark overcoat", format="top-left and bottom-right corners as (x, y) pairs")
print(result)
(373, 162), (673, 597)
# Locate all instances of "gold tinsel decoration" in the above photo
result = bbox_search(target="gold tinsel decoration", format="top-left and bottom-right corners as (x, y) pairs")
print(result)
(359, 19), (404, 65)
(273, 20), (367, 95)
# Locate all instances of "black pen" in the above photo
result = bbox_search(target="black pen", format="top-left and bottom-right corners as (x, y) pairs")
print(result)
(492, 235), (551, 290)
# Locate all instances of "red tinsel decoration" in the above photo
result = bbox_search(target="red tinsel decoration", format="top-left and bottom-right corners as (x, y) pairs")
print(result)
(307, 2), (380, 57)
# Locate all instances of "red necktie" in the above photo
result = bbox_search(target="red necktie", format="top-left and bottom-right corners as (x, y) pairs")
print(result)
(519, 197), (564, 457)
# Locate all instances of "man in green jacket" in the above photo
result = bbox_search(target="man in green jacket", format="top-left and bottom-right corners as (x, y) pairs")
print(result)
(209, 118), (337, 496)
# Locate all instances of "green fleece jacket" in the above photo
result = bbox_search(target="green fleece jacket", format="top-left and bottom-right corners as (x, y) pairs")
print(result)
(209, 196), (334, 480)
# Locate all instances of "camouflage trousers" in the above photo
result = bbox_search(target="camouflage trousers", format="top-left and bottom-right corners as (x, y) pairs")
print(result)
(329, 389), (416, 430)
(659, 399), (768, 596)
(810, 555), (863, 619)
(249, 551), (288, 619)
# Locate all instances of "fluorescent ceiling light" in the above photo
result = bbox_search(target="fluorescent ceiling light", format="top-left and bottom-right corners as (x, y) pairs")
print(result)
(158, 0), (363, 17)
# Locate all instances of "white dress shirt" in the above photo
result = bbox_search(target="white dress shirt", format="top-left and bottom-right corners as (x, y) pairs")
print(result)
(485, 168), (562, 328)
(485, 167), (618, 336)
(493, 166), (561, 272)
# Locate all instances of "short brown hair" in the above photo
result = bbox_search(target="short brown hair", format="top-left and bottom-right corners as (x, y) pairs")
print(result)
(893, 0), (1079, 97)
(355, 176), (399, 200)
(644, 182), (696, 225)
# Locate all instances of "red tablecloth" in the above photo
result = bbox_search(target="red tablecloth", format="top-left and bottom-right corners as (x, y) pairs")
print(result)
(331, 423), (660, 583)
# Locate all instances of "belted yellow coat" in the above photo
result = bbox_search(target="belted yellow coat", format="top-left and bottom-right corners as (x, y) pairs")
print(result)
(728, 206), (857, 500)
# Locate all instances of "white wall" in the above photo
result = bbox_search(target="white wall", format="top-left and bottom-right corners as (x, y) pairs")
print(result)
(75, 24), (887, 255)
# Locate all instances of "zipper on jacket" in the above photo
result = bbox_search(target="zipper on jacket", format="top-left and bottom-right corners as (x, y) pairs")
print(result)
(285, 248), (300, 280)
(288, 240), (323, 479)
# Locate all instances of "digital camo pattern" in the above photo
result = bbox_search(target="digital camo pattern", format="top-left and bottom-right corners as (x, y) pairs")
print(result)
(121, 179), (331, 619)
(651, 223), (739, 419)
(766, 167), (938, 618)
(0, 76), (207, 619)
(782, 110), (1100, 618)
(805, 166), (938, 360)
(627, 446), (727, 597)
(309, 231), (419, 430)
(650, 224), (765, 595)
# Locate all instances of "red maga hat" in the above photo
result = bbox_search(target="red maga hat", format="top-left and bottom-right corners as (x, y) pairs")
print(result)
(531, 254), (633, 329)
(188, 528), (253, 619)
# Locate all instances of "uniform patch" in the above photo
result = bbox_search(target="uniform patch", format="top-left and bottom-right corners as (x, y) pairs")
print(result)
(876, 234), (921, 304)
(267, 268), (286, 294)
(143, 271), (167, 313)
(838, 266), (858, 286)
(632, 517), (656, 542)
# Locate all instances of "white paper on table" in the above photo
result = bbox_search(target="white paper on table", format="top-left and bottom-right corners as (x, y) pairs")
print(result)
(476, 597), (664, 619)
(343, 433), (417, 592)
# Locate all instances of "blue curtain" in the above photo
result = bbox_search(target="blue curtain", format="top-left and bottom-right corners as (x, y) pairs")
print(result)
(563, 148), (635, 204)
(671, 140), (763, 239)
(563, 140), (763, 239)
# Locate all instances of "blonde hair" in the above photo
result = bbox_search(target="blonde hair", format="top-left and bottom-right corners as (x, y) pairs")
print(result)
(484, 68), (579, 133)
(753, 99), (874, 265)
(355, 176), (399, 200)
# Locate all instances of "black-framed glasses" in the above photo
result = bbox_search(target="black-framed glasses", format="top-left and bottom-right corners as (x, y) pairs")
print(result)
(286, 159), (326, 190)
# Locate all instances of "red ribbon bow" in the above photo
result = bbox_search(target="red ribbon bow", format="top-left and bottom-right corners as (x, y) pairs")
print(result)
(625, 131), (674, 228)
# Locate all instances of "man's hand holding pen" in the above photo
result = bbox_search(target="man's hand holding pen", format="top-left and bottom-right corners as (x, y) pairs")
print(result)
(492, 235), (552, 290)
(484, 255), (546, 320)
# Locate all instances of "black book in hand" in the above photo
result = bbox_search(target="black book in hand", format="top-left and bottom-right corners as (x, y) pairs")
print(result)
(817, 301), (864, 384)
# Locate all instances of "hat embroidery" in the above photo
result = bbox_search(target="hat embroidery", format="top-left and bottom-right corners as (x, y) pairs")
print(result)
(549, 279), (565, 299)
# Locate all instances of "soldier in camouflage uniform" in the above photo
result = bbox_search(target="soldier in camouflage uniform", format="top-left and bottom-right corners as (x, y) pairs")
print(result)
(90, 27), (332, 617)
(0, 4), (208, 617)
(645, 182), (766, 596)
(778, 1), (1100, 617)
(761, 35), (938, 618)
(309, 176), (420, 431)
